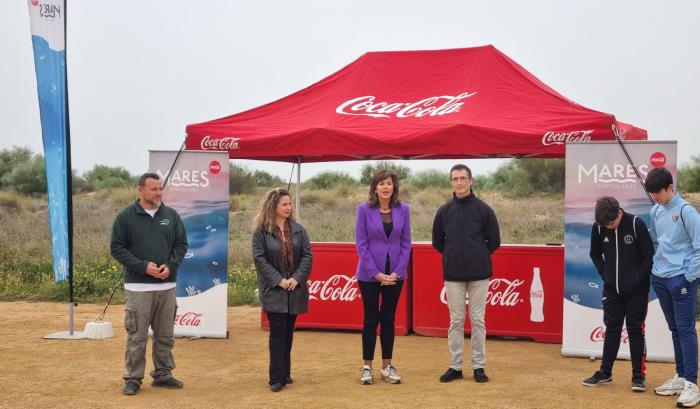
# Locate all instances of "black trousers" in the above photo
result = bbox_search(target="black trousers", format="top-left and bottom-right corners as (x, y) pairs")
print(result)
(600, 289), (649, 378)
(358, 280), (404, 360)
(266, 312), (297, 384)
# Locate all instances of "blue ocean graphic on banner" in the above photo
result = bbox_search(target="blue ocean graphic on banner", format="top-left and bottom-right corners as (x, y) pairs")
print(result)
(174, 200), (229, 297)
(28, 0), (70, 282)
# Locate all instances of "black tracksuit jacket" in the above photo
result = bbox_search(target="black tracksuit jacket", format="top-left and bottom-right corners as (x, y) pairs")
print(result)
(589, 211), (654, 296)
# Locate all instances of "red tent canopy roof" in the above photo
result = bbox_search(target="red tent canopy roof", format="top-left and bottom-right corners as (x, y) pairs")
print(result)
(186, 45), (646, 162)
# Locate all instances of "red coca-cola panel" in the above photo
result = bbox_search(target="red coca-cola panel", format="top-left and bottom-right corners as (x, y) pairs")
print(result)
(261, 242), (412, 335)
(412, 244), (563, 343)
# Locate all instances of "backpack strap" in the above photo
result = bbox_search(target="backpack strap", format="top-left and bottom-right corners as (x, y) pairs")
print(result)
(633, 215), (637, 239)
(680, 203), (690, 231)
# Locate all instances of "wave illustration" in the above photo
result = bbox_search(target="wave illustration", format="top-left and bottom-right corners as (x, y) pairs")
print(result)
(596, 178), (638, 184)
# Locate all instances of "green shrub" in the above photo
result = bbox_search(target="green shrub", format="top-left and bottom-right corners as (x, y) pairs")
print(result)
(84, 165), (133, 189)
(304, 171), (358, 189)
(0, 146), (33, 187)
(483, 158), (563, 197)
(229, 163), (256, 194)
(679, 155), (700, 193)
(360, 161), (411, 184)
(253, 170), (284, 187)
(1, 155), (47, 196)
(409, 169), (451, 189)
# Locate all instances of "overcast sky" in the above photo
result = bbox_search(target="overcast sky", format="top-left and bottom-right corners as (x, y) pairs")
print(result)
(2, 0), (698, 182)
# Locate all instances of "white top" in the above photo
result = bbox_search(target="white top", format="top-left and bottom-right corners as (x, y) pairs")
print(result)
(125, 282), (177, 292)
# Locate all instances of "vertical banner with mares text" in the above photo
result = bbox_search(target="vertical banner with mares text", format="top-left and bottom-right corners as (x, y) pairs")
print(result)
(150, 151), (229, 338)
(563, 141), (676, 361)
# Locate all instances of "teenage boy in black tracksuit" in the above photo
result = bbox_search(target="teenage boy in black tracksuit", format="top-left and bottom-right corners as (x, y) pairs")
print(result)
(582, 196), (654, 392)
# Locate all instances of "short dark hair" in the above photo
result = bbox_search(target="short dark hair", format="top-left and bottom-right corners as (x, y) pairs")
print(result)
(367, 170), (401, 207)
(594, 196), (620, 226)
(449, 164), (472, 179)
(644, 167), (673, 193)
(138, 172), (161, 187)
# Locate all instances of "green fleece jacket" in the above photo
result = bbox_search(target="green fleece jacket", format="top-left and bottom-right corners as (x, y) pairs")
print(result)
(110, 200), (188, 284)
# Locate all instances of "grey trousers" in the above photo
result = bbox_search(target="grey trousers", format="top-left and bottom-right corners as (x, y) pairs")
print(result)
(123, 288), (177, 384)
(445, 279), (489, 371)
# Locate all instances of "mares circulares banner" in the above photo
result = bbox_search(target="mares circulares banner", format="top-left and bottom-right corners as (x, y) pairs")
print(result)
(27, 0), (71, 283)
(150, 151), (229, 338)
(563, 141), (676, 361)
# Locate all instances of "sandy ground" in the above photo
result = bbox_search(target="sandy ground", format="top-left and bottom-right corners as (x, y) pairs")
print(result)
(0, 301), (689, 409)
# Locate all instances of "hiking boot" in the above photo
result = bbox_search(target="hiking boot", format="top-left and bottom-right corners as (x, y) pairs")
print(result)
(380, 365), (401, 384)
(473, 368), (489, 383)
(123, 381), (140, 396)
(677, 381), (700, 407)
(151, 376), (183, 389)
(631, 376), (646, 392)
(582, 371), (612, 387)
(439, 368), (463, 383)
(360, 366), (374, 385)
(655, 374), (685, 396)
(270, 382), (284, 392)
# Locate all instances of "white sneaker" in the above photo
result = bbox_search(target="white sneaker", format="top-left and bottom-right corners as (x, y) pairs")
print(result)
(655, 374), (686, 396)
(360, 366), (374, 385)
(380, 365), (401, 384)
(677, 381), (700, 408)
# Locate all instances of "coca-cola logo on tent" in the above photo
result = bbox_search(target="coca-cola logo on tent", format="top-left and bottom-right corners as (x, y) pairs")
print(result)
(336, 92), (477, 119)
(200, 135), (240, 151)
(541, 130), (593, 146)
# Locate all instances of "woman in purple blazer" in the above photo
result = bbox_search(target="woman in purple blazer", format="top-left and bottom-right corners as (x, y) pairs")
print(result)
(355, 170), (411, 385)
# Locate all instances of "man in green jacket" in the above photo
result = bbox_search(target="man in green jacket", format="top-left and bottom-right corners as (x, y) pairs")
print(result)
(110, 173), (188, 396)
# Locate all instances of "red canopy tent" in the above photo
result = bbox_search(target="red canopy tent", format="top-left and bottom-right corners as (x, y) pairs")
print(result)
(185, 45), (646, 163)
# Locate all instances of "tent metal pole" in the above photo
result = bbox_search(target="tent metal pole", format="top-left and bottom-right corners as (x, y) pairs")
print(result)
(296, 157), (301, 218)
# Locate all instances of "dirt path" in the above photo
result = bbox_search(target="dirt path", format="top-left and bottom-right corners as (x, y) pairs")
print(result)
(0, 301), (684, 409)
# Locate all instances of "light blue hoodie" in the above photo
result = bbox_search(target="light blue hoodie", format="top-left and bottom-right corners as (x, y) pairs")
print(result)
(649, 193), (700, 280)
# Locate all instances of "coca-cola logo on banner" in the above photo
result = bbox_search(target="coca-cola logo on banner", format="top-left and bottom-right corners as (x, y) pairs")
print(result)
(200, 135), (240, 151)
(209, 160), (221, 175)
(541, 130), (594, 146)
(335, 92), (477, 119)
(174, 312), (203, 327)
(308, 275), (360, 302)
(589, 326), (629, 343)
(650, 152), (667, 168)
(439, 278), (525, 307)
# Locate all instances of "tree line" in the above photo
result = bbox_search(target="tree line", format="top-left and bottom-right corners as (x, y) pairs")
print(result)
(2, 146), (699, 197)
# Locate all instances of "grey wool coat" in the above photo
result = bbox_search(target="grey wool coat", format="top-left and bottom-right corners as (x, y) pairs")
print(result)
(252, 221), (313, 314)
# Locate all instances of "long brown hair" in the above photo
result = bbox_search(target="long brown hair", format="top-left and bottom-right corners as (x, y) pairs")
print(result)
(252, 188), (295, 233)
(367, 170), (401, 208)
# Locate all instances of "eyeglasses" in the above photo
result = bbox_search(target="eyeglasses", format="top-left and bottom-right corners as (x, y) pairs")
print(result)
(450, 176), (470, 183)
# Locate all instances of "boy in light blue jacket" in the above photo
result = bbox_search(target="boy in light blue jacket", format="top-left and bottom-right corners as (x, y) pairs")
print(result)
(645, 167), (700, 408)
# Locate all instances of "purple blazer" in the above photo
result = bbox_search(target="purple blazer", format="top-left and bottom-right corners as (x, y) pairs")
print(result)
(355, 202), (412, 282)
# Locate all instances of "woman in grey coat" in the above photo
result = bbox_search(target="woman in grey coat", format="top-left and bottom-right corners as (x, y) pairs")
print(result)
(252, 188), (313, 392)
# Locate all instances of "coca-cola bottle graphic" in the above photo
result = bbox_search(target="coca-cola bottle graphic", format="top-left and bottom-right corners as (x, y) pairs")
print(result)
(530, 267), (545, 322)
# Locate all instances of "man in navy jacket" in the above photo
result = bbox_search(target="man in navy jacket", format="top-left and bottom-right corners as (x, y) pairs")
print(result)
(433, 164), (500, 384)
